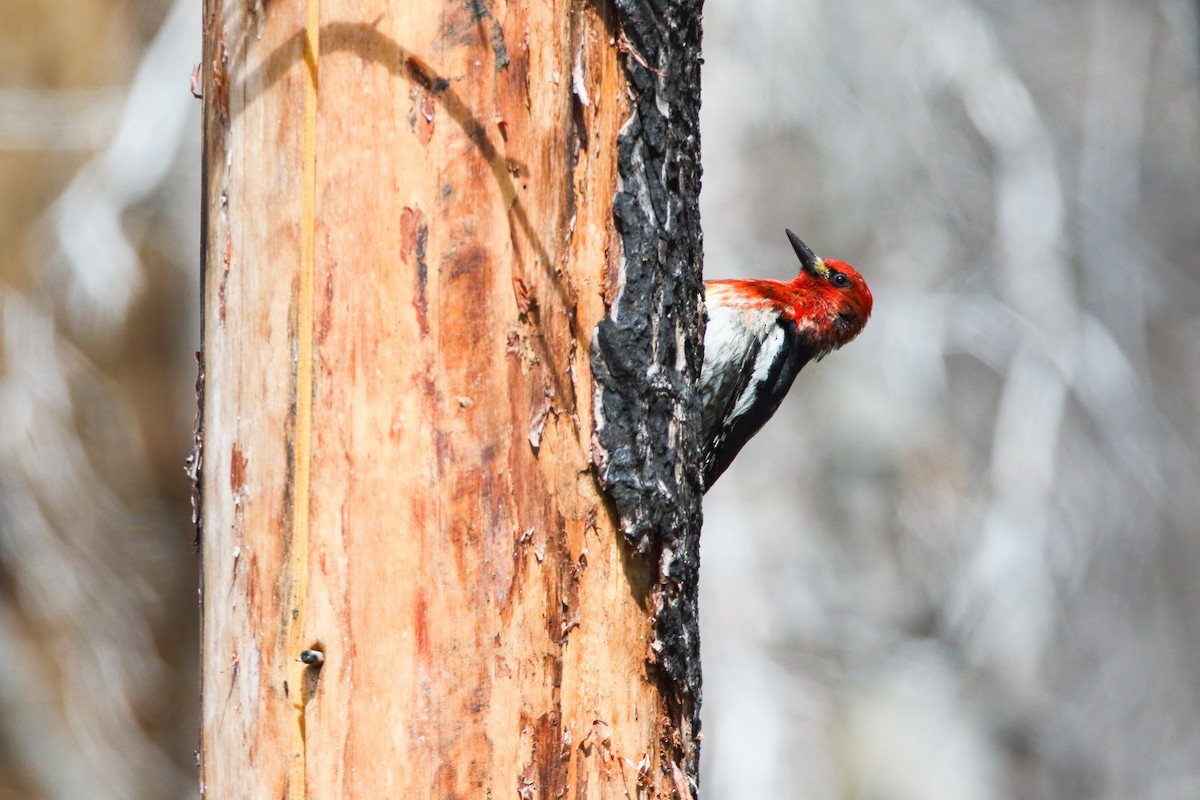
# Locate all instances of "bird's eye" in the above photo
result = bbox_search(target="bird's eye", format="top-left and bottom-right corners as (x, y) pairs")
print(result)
(832, 272), (850, 288)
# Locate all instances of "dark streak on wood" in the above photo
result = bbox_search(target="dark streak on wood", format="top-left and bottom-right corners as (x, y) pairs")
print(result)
(207, 9), (230, 126)
(521, 709), (568, 800)
(465, 0), (510, 71)
(401, 207), (430, 335)
(316, 257), (335, 344)
(219, 234), (232, 325)
(188, 351), (204, 550)
(278, 433), (296, 630)
(448, 244), (486, 282)
(488, 20), (510, 71)
(405, 54), (451, 94)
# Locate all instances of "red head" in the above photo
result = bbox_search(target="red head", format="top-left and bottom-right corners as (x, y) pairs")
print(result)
(782, 229), (873, 354)
(704, 230), (874, 356)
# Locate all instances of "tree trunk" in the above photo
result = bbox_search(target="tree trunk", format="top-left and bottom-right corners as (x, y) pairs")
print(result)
(198, 0), (704, 796)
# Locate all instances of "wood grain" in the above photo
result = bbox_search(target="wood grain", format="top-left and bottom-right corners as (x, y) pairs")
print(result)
(199, 0), (690, 795)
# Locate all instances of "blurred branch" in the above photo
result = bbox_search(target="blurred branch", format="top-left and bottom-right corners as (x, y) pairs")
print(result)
(35, 0), (198, 341)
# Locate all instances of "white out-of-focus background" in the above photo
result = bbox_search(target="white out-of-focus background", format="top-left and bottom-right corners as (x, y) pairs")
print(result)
(700, 1), (1200, 799)
(0, 0), (1197, 798)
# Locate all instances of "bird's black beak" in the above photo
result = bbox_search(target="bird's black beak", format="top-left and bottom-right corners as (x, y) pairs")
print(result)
(785, 229), (821, 275)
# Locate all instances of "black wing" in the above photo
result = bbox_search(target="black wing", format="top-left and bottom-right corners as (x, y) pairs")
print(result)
(702, 322), (813, 490)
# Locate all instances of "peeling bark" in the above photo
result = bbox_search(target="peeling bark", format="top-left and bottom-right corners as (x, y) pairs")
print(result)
(591, 0), (707, 786)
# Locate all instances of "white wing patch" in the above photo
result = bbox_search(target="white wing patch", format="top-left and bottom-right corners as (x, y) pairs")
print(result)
(728, 324), (788, 421)
(699, 281), (830, 487)
(698, 299), (782, 439)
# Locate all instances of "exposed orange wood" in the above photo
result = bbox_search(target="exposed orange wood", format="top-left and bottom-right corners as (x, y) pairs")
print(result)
(199, 0), (686, 796)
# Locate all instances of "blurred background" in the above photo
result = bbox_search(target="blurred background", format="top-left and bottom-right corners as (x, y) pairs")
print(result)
(701, 1), (1200, 798)
(0, 0), (199, 797)
(0, 0), (1196, 797)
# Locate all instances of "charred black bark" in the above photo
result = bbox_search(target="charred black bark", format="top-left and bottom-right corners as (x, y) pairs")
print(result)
(590, 0), (705, 786)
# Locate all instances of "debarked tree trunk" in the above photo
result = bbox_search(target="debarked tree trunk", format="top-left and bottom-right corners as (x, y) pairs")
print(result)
(197, 0), (705, 796)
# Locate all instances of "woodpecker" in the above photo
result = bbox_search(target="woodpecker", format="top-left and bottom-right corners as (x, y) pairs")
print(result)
(699, 230), (873, 489)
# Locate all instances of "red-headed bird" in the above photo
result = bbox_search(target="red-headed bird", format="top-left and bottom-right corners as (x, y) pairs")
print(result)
(699, 230), (873, 489)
